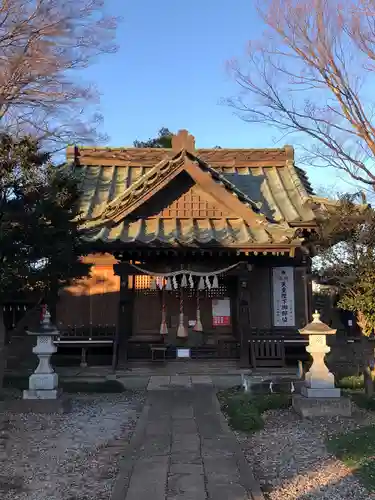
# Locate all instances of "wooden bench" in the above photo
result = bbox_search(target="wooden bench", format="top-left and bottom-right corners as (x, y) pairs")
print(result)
(54, 325), (116, 367)
(55, 339), (115, 367)
(150, 344), (167, 362)
(249, 337), (286, 368)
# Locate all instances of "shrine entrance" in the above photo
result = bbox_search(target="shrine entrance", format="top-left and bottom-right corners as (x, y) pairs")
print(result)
(124, 262), (242, 361)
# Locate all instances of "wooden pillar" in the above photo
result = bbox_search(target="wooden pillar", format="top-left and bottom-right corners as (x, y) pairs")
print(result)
(237, 273), (251, 367)
(113, 264), (134, 368)
(302, 255), (313, 325)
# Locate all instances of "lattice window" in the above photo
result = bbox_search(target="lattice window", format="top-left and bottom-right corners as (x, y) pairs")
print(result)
(161, 185), (230, 218)
(134, 275), (160, 295)
(134, 274), (150, 290)
(205, 281), (227, 298)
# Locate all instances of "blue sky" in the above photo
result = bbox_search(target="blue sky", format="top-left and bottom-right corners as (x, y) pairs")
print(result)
(82, 0), (341, 193)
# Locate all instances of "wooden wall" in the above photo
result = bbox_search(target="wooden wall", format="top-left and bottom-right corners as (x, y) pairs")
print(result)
(55, 253), (310, 337)
(247, 263), (309, 331)
(131, 289), (234, 338)
(248, 267), (272, 329)
(56, 253), (120, 330)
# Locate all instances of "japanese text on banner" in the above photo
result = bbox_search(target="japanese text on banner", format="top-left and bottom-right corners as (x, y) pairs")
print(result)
(272, 267), (295, 327)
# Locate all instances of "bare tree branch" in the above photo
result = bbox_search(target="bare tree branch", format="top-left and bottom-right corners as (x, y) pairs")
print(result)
(0, 0), (119, 147)
(227, 0), (375, 188)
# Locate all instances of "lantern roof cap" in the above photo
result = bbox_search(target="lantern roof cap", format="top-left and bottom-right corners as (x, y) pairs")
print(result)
(298, 311), (337, 335)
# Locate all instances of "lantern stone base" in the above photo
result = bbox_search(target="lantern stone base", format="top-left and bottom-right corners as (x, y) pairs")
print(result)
(301, 386), (341, 398)
(23, 388), (60, 400)
(23, 372), (59, 400)
(27, 373), (58, 392)
(292, 394), (352, 418)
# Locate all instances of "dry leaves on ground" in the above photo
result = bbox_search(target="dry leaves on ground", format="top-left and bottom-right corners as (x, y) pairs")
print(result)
(0, 392), (145, 500)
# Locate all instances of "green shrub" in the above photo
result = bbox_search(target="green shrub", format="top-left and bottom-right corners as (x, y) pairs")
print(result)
(337, 375), (365, 390)
(224, 393), (251, 411)
(228, 407), (263, 432)
(218, 388), (292, 433)
(252, 393), (291, 413)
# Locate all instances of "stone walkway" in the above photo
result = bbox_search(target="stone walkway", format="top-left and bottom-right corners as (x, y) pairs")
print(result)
(111, 380), (264, 500)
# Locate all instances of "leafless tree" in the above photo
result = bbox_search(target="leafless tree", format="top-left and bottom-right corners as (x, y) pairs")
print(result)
(228, 0), (375, 189)
(0, 0), (119, 147)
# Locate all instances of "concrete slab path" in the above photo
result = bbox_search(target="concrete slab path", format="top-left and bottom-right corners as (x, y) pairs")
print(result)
(111, 383), (264, 500)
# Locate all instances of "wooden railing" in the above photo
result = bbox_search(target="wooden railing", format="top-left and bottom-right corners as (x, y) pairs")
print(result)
(249, 337), (286, 368)
(56, 324), (116, 340)
(248, 327), (350, 339)
(127, 339), (240, 360)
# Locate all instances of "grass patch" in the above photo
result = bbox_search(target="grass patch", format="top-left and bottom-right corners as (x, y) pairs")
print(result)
(327, 425), (375, 491)
(3, 375), (125, 393)
(217, 388), (291, 433)
(252, 393), (292, 413)
(350, 392), (375, 411)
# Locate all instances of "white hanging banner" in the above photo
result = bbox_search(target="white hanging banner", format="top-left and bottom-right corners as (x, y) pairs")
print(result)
(272, 267), (295, 327)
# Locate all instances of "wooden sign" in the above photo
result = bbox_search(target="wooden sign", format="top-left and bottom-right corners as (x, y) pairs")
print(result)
(272, 267), (295, 327)
(212, 298), (231, 326)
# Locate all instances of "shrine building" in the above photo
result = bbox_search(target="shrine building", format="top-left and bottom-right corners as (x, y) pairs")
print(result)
(54, 129), (333, 368)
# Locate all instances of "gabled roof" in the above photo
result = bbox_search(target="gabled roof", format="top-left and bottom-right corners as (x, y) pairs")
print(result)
(70, 130), (320, 252)
(84, 149), (268, 226)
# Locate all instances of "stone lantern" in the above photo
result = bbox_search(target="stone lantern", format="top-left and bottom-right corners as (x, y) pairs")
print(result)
(23, 306), (60, 400)
(292, 311), (351, 417)
(299, 310), (339, 398)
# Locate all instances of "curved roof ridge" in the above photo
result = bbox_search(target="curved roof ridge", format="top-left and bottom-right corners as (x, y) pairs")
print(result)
(186, 151), (266, 217)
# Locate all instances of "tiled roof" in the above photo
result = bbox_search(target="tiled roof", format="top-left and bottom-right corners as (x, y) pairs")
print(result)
(92, 150), (265, 224)
(70, 134), (318, 250)
(69, 144), (314, 196)
(83, 218), (298, 250)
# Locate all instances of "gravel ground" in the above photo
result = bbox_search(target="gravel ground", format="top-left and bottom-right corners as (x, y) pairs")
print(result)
(237, 405), (375, 500)
(0, 391), (145, 500)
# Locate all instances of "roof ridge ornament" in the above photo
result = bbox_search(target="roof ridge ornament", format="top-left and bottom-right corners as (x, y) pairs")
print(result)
(172, 129), (195, 152)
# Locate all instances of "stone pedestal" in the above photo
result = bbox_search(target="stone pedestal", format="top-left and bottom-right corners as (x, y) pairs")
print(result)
(292, 311), (352, 418)
(292, 394), (352, 418)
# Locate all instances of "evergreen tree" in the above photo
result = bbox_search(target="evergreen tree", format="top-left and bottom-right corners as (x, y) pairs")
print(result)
(0, 134), (90, 386)
(133, 127), (173, 148)
(314, 193), (375, 394)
